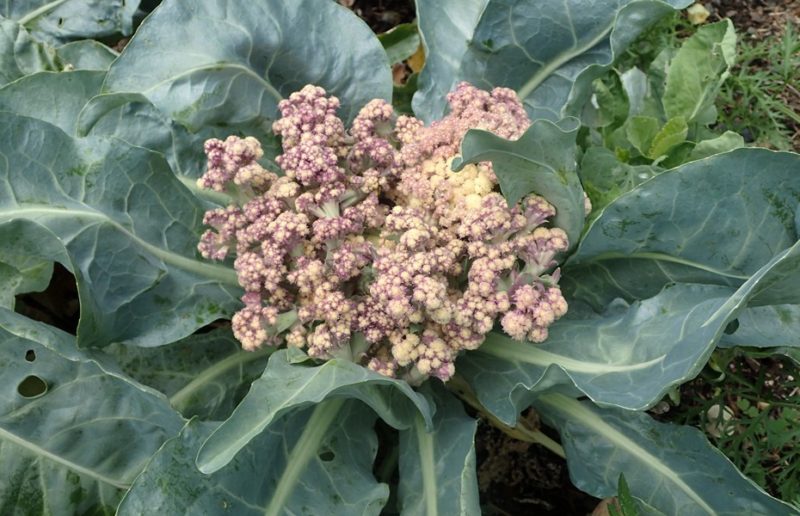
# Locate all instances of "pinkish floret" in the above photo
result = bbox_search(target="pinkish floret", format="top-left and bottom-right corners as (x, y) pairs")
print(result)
(197, 82), (582, 384)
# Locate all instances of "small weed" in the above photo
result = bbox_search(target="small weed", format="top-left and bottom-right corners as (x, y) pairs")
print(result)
(668, 350), (800, 504)
(716, 23), (800, 150)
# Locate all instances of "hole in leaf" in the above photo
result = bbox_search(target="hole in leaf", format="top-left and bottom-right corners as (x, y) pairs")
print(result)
(18, 375), (47, 398)
(15, 263), (79, 335)
(25, 350), (36, 362)
(318, 449), (335, 462)
(723, 319), (739, 335)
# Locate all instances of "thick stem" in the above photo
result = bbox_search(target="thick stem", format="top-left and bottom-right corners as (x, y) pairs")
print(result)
(264, 398), (347, 516)
(447, 375), (566, 459)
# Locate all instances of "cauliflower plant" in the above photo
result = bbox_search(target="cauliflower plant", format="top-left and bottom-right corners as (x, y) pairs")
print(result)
(197, 83), (575, 383)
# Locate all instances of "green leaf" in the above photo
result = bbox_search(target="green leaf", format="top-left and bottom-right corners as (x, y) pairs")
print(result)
(196, 350), (432, 474)
(534, 394), (796, 515)
(462, 238), (800, 418)
(379, 23), (421, 66)
(663, 20), (736, 122)
(412, 0), (488, 123)
(398, 383), (479, 516)
(582, 72), (629, 129)
(3, 0), (141, 44)
(452, 118), (584, 248)
(0, 222), (58, 309)
(688, 131), (744, 161)
(106, 327), (272, 420)
(119, 402), (388, 516)
(566, 148), (800, 307)
(393, 73), (419, 115)
(414, 0), (690, 122)
(0, 309), (184, 515)
(0, 17), (59, 86)
(459, 284), (735, 419)
(719, 305), (800, 349)
(614, 474), (640, 516)
(104, 0), (392, 131)
(626, 116), (660, 156)
(0, 70), (104, 134)
(0, 113), (241, 348)
(647, 116), (687, 160)
(578, 146), (660, 211)
(79, 93), (282, 200)
(620, 67), (661, 119)
(55, 40), (117, 70)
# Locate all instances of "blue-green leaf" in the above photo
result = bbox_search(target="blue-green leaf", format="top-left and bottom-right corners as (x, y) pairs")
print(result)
(77, 92), (281, 199)
(0, 309), (184, 515)
(119, 402), (388, 516)
(0, 70), (104, 134)
(3, 0), (141, 44)
(398, 383), (479, 516)
(104, 0), (392, 130)
(566, 148), (800, 307)
(0, 221), (60, 309)
(413, 0), (690, 122)
(0, 17), (59, 86)
(452, 118), (584, 247)
(106, 327), (272, 420)
(196, 350), (432, 474)
(55, 40), (117, 71)
(462, 238), (800, 418)
(534, 394), (796, 515)
(578, 146), (660, 212)
(412, 0), (488, 123)
(459, 284), (734, 419)
(719, 304), (800, 349)
(0, 113), (241, 348)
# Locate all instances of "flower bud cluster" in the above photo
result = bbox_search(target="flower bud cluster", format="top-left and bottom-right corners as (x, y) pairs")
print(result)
(197, 82), (575, 382)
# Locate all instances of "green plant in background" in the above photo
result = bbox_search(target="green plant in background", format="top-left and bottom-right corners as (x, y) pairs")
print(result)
(717, 22), (800, 151)
(670, 349), (800, 507)
(0, 1), (799, 515)
(579, 19), (744, 211)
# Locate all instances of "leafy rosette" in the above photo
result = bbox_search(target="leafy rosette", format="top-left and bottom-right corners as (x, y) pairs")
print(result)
(197, 83), (584, 383)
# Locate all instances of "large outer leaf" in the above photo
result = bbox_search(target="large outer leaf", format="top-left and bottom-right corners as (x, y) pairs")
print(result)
(106, 327), (272, 420)
(461, 239), (800, 419)
(104, 0), (392, 131)
(719, 304), (800, 349)
(0, 70), (104, 134)
(452, 118), (584, 247)
(0, 221), (70, 312)
(3, 0), (141, 44)
(412, 0), (488, 123)
(0, 113), (240, 348)
(565, 148), (800, 308)
(413, 0), (690, 122)
(398, 383), (479, 516)
(197, 349), (432, 474)
(119, 402), (388, 516)
(0, 309), (184, 515)
(0, 17), (59, 86)
(534, 394), (796, 515)
(77, 92), (281, 200)
(459, 284), (730, 420)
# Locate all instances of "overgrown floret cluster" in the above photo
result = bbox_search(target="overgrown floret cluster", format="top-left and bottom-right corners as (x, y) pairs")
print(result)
(198, 83), (571, 382)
